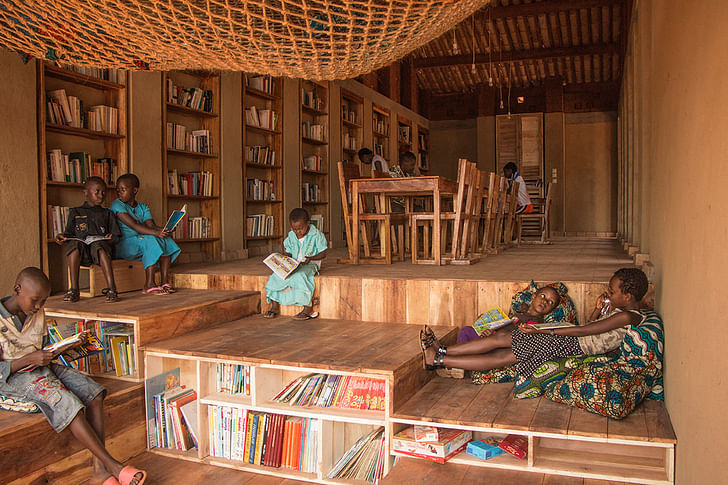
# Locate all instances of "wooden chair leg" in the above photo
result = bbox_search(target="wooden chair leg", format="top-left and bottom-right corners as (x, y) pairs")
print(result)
(397, 224), (405, 261)
(424, 223), (431, 260)
(411, 220), (419, 264)
(383, 220), (392, 265)
(360, 221), (371, 257)
(516, 217), (523, 247)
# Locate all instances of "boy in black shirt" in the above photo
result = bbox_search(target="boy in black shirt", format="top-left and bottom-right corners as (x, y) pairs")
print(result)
(55, 177), (121, 302)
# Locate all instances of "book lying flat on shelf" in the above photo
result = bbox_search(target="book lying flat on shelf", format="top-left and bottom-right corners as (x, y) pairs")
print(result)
(529, 321), (578, 330)
(466, 437), (506, 461)
(472, 307), (518, 336)
(498, 434), (528, 459)
(163, 204), (187, 232)
(264, 253), (299, 280)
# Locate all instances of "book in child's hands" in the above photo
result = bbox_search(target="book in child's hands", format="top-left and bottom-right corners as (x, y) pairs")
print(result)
(63, 235), (111, 245)
(163, 204), (187, 232)
(529, 321), (578, 330)
(472, 307), (518, 336)
(264, 252), (299, 280)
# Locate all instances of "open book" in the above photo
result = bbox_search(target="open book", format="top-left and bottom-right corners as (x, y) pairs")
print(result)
(264, 252), (299, 280)
(20, 330), (103, 372)
(63, 235), (110, 245)
(163, 204), (187, 232)
(529, 321), (578, 330)
(472, 307), (518, 336)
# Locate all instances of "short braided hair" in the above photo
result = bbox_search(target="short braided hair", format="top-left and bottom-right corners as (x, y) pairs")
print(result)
(614, 268), (649, 301)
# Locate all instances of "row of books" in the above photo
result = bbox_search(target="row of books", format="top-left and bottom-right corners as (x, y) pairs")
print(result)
(151, 385), (198, 451)
(246, 178), (277, 201)
(166, 79), (214, 113)
(47, 149), (118, 185)
(302, 155), (324, 172)
(418, 133), (428, 151)
(341, 104), (358, 124)
(272, 374), (386, 411)
(166, 123), (212, 154)
(247, 74), (275, 95)
(302, 89), (324, 111)
(245, 145), (277, 165)
(399, 125), (411, 143)
(215, 363), (251, 396)
(372, 117), (389, 135)
(301, 183), (322, 203)
(374, 143), (385, 157)
(245, 106), (279, 131)
(167, 169), (214, 197)
(208, 407), (318, 473)
(173, 215), (211, 240)
(301, 121), (325, 141)
(48, 205), (70, 238)
(61, 65), (125, 83)
(47, 89), (119, 134)
(343, 132), (358, 151)
(418, 152), (429, 169)
(246, 214), (275, 237)
(327, 427), (386, 483)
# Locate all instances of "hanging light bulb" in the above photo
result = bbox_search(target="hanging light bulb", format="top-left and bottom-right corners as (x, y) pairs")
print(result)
(452, 27), (460, 55)
(487, 7), (493, 87)
(470, 16), (476, 75)
(489, 75), (493, 87)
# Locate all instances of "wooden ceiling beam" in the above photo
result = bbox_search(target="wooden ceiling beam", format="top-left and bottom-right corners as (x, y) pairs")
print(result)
(414, 43), (618, 68)
(486, 0), (623, 20)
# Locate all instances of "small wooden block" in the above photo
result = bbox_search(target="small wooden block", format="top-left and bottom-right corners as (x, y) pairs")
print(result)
(70, 259), (146, 297)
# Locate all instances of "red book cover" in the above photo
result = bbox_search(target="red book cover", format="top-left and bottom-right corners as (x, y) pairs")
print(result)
(498, 434), (528, 459)
(273, 414), (285, 467)
(282, 419), (292, 468)
(337, 376), (354, 408)
(291, 418), (301, 470)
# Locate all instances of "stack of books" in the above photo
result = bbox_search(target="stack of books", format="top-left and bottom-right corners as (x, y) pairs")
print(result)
(166, 79), (213, 112)
(167, 169), (214, 196)
(246, 178), (276, 201)
(301, 121), (324, 141)
(246, 214), (275, 237)
(302, 90), (323, 110)
(173, 216), (210, 239)
(272, 374), (386, 411)
(245, 145), (276, 165)
(215, 363), (250, 396)
(343, 132), (357, 150)
(46, 89), (119, 134)
(248, 74), (274, 94)
(62, 65), (124, 83)
(301, 183), (321, 203)
(327, 427), (386, 483)
(166, 123), (211, 154)
(245, 106), (279, 131)
(47, 205), (70, 238)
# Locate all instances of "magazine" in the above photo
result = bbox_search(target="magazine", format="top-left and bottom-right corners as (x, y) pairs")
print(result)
(163, 204), (187, 232)
(529, 321), (578, 330)
(472, 307), (518, 336)
(63, 235), (111, 245)
(264, 252), (300, 280)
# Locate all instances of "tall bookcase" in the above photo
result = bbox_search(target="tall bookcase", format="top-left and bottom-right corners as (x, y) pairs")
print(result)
(372, 105), (390, 165)
(300, 80), (329, 235)
(243, 74), (284, 256)
(397, 115), (412, 159)
(340, 89), (363, 165)
(417, 125), (429, 172)
(162, 71), (221, 263)
(37, 62), (128, 292)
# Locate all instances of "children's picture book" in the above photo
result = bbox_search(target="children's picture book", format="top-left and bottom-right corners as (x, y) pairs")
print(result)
(498, 434), (528, 459)
(145, 368), (180, 449)
(264, 252), (299, 280)
(529, 321), (578, 330)
(19, 328), (103, 372)
(163, 204), (187, 232)
(63, 235), (111, 245)
(392, 426), (471, 463)
(472, 307), (518, 336)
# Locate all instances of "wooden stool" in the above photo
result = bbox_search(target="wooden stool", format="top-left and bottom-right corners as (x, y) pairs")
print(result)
(68, 259), (145, 297)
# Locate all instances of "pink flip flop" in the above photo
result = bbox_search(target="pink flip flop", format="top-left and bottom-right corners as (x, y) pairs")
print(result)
(144, 286), (166, 295)
(118, 466), (146, 485)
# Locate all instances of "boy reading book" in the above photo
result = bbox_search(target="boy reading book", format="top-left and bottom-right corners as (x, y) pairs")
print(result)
(264, 208), (327, 320)
(110, 173), (181, 294)
(0, 267), (146, 485)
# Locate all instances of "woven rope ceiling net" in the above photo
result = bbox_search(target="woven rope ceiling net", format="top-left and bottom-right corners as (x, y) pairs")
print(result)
(0, 0), (489, 79)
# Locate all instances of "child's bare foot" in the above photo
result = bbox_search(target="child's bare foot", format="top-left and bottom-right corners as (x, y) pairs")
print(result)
(264, 301), (280, 318)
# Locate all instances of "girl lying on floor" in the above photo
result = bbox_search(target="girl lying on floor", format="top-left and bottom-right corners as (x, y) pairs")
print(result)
(421, 268), (649, 379)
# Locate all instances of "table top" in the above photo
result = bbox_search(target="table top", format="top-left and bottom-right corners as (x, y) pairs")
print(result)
(350, 175), (458, 195)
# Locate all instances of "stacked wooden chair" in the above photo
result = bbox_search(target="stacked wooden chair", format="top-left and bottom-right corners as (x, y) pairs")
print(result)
(516, 182), (554, 245)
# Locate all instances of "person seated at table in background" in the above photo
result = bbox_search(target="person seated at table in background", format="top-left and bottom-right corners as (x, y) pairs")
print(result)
(388, 151), (422, 212)
(357, 148), (389, 172)
(503, 162), (533, 214)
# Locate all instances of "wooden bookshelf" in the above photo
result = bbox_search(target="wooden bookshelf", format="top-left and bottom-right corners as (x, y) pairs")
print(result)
(162, 71), (221, 263)
(243, 74), (283, 256)
(397, 115), (412, 154)
(37, 61), (128, 292)
(372, 104), (390, 164)
(417, 125), (429, 172)
(300, 80), (330, 235)
(340, 89), (363, 164)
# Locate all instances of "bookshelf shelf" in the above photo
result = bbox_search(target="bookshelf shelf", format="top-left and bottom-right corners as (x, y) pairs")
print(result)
(302, 201), (329, 206)
(38, 61), (128, 292)
(300, 80), (330, 237)
(417, 125), (430, 172)
(243, 74), (284, 255)
(163, 71), (221, 261)
(341, 89), (363, 166)
(342, 119), (361, 129)
(343, 148), (358, 155)
(372, 104), (390, 164)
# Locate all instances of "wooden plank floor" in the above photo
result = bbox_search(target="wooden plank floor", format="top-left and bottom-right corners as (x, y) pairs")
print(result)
(381, 457), (645, 485)
(392, 377), (676, 444)
(172, 239), (633, 283)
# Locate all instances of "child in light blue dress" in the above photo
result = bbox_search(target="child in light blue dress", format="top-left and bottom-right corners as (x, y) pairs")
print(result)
(110, 174), (181, 294)
(264, 208), (328, 320)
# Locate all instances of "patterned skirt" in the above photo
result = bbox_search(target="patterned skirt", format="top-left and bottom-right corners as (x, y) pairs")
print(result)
(511, 328), (584, 378)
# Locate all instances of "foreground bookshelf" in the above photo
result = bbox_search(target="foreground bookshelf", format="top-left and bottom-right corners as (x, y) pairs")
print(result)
(162, 70), (221, 263)
(37, 61), (128, 292)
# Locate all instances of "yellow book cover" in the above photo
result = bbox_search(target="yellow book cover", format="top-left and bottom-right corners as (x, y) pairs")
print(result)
(254, 413), (267, 465)
(109, 336), (125, 377)
(243, 411), (254, 463)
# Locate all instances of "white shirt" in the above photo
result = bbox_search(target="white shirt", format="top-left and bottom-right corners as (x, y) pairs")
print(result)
(372, 154), (389, 172)
(513, 173), (531, 207)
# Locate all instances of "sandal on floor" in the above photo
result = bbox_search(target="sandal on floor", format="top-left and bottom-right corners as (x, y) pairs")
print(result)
(144, 286), (166, 295)
(63, 289), (80, 302)
(118, 466), (146, 485)
(161, 283), (176, 293)
(105, 289), (120, 303)
(263, 310), (278, 319)
(293, 311), (319, 321)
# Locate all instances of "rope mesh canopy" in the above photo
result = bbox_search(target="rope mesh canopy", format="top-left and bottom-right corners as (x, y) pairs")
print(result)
(0, 0), (489, 79)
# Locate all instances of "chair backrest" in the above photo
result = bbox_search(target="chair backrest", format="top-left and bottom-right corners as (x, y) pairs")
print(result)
(337, 161), (361, 249)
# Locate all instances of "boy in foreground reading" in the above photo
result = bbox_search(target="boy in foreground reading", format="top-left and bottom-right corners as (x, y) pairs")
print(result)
(0, 267), (146, 485)
(110, 173), (181, 294)
(55, 177), (121, 303)
(264, 208), (328, 320)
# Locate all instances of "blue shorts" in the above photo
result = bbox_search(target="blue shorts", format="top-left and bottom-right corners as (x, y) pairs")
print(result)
(0, 364), (106, 432)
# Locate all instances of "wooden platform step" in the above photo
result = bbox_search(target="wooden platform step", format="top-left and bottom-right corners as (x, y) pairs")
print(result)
(390, 376), (676, 484)
(0, 378), (146, 485)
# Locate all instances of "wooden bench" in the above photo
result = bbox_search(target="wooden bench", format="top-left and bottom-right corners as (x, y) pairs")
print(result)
(0, 378), (146, 485)
(68, 259), (146, 297)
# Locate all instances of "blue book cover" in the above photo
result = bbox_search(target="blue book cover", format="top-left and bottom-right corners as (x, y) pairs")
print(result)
(249, 413), (259, 464)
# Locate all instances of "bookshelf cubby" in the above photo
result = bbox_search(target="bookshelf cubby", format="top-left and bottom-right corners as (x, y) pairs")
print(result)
(243, 74), (284, 256)
(300, 80), (330, 235)
(397, 115), (412, 154)
(340, 89), (363, 165)
(162, 71), (221, 263)
(417, 125), (429, 172)
(38, 61), (128, 292)
(372, 104), (390, 165)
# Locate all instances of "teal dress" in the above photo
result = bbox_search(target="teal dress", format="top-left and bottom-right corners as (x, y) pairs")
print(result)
(110, 199), (181, 268)
(265, 225), (327, 306)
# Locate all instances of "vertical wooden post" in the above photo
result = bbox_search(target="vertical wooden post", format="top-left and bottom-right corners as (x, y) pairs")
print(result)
(389, 62), (401, 104)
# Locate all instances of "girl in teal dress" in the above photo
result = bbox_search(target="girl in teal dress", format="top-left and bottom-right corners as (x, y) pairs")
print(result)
(110, 174), (181, 294)
(264, 208), (328, 320)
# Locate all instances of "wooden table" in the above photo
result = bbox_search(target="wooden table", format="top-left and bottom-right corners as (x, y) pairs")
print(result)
(350, 176), (458, 265)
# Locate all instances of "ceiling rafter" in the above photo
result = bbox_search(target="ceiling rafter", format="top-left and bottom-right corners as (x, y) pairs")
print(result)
(486, 0), (623, 20)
